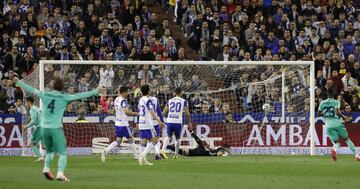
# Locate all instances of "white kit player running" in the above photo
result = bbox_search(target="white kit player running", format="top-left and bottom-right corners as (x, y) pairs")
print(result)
(138, 85), (165, 166)
(102, 86), (139, 162)
(149, 93), (164, 160)
(161, 88), (193, 159)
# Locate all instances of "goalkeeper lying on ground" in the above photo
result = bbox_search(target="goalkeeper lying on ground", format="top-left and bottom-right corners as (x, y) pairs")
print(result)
(167, 133), (230, 157)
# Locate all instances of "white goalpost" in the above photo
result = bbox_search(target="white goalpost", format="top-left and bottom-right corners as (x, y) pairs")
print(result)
(24, 60), (316, 155)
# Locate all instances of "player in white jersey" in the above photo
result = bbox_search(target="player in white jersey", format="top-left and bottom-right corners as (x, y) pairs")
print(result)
(101, 86), (139, 162)
(137, 85), (165, 165)
(161, 88), (192, 159)
(149, 93), (164, 160)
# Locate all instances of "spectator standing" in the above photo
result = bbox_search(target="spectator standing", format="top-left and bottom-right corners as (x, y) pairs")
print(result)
(99, 65), (114, 94)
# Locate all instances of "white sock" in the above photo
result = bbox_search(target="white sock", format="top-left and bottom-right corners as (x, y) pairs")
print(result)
(56, 172), (64, 178)
(141, 142), (155, 157)
(155, 142), (160, 155)
(43, 167), (50, 173)
(139, 144), (146, 154)
(130, 143), (137, 159)
(174, 139), (180, 156)
(106, 141), (120, 154)
(162, 137), (170, 152)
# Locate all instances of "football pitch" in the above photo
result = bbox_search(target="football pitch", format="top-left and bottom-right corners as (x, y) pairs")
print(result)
(1, 155), (360, 189)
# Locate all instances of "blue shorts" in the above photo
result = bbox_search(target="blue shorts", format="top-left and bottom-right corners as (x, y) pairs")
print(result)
(154, 125), (161, 137)
(139, 129), (156, 139)
(115, 126), (133, 138)
(166, 123), (182, 139)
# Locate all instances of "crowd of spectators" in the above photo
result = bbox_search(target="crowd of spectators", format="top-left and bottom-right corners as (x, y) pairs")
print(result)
(0, 0), (360, 117)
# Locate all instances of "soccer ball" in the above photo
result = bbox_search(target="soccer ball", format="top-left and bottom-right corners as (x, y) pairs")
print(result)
(262, 103), (271, 111)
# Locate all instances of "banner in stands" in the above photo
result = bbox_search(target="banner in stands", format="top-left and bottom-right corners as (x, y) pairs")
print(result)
(1, 113), (360, 156)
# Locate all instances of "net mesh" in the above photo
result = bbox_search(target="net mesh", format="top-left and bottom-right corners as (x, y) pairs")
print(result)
(21, 62), (312, 155)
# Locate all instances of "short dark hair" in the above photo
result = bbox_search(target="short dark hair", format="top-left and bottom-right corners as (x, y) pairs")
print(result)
(53, 78), (64, 91)
(119, 86), (129, 93)
(175, 88), (182, 95)
(26, 96), (34, 104)
(327, 88), (335, 98)
(141, 84), (150, 95)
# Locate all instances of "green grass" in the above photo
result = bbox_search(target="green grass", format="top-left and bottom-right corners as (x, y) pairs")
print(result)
(0, 155), (360, 189)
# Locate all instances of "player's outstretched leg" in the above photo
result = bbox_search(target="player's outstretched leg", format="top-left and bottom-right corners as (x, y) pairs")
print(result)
(344, 138), (360, 161)
(102, 139), (121, 163)
(160, 137), (170, 159)
(32, 144), (44, 162)
(43, 152), (54, 180)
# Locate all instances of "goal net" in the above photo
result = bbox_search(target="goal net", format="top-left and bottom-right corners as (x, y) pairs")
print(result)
(21, 61), (317, 155)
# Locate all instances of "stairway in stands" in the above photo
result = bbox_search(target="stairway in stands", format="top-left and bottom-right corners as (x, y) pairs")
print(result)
(149, 4), (199, 60)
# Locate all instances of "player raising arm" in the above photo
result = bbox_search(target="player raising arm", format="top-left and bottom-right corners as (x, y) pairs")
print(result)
(15, 78), (104, 181)
(23, 96), (44, 162)
(102, 86), (139, 162)
(137, 85), (165, 166)
(161, 88), (192, 159)
(318, 88), (360, 161)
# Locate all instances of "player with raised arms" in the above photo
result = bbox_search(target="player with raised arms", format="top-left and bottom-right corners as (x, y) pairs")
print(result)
(137, 84), (165, 165)
(161, 87), (192, 159)
(15, 78), (103, 181)
(23, 96), (44, 162)
(102, 86), (139, 162)
(318, 88), (360, 161)
(149, 92), (164, 160)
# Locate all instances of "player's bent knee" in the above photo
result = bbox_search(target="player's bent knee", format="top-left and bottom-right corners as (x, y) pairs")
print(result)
(116, 138), (122, 143)
(141, 139), (147, 145)
(58, 151), (67, 156)
(151, 138), (158, 143)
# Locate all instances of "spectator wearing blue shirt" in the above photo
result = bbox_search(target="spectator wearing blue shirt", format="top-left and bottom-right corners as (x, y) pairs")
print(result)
(343, 35), (356, 58)
(264, 32), (279, 55)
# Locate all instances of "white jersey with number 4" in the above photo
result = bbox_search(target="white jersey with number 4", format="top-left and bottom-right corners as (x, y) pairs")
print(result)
(114, 96), (130, 126)
(166, 96), (188, 124)
(138, 96), (154, 130)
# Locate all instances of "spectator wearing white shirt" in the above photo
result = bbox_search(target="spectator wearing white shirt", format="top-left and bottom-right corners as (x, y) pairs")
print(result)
(99, 65), (114, 94)
(342, 72), (356, 92)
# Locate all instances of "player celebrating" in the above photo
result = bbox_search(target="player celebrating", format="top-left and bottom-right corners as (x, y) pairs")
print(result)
(166, 133), (230, 157)
(161, 88), (192, 159)
(137, 85), (165, 165)
(102, 86), (139, 162)
(15, 78), (103, 181)
(23, 96), (44, 162)
(318, 88), (360, 161)
(149, 92), (164, 160)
